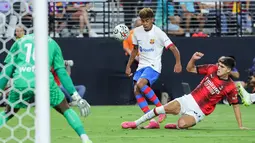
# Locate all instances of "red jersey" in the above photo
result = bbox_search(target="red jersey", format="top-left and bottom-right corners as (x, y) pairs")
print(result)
(191, 64), (238, 116)
(51, 68), (61, 86)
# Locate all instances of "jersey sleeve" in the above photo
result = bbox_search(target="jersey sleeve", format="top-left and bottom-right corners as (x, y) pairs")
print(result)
(56, 67), (76, 95)
(132, 30), (138, 46)
(159, 30), (173, 49)
(226, 87), (239, 104)
(4, 41), (18, 64)
(196, 64), (217, 75)
(52, 40), (65, 70)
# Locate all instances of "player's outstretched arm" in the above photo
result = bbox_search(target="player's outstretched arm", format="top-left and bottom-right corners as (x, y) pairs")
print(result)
(56, 68), (76, 94)
(125, 45), (138, 77)
(56, 68), (90, 117)
(232, 104), (248, 129)
(186, 52), (204, 73)
(52, 39), (90, 117)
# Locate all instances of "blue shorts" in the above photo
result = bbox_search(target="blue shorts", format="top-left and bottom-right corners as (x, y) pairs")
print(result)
(133, 67), (160, 86)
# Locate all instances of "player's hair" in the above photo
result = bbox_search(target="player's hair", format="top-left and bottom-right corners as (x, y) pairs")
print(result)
(219, 57), (236, 69)
(228, 55), (236, 60)
(218, 56), (225, 62)
(139, 8), (154, 19)
(16, 25), (24, 30)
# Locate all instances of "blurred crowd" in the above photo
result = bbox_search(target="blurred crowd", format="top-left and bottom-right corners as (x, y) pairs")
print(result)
(0, 0), (254, 38)
(0, 0), (99, 38)
(122, 0), (254, 37)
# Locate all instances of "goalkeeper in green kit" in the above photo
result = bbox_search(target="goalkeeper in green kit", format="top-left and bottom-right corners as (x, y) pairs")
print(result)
(0, 34), (92, 143)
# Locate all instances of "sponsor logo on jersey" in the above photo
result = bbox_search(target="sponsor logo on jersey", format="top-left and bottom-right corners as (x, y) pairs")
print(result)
(19, 66), (35, 73)
(150, 39), (155, 44)
(204, 77), (220, 95)
(139, 46), (154, 52)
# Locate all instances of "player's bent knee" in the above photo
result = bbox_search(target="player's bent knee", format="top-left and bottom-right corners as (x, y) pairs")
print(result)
(136, 81), (146, 89)
(134, 88), (140, 95)
(163, 100), (180, 115)
(177, 118), (188, 129)
(134, 85), (140, 95)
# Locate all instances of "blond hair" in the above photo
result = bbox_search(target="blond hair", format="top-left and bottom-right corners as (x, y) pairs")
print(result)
(139, 8), (154, 19)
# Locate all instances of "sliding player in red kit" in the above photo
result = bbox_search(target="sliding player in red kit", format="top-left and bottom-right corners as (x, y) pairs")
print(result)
(122, 52), (248, 130)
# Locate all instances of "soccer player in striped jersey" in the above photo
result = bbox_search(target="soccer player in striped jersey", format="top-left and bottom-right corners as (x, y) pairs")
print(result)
(122, 52), (248, 130)
(125, 8), (182, 129)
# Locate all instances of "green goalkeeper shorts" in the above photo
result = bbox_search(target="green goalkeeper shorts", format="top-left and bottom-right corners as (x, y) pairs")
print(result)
(8, 82), (65, 108)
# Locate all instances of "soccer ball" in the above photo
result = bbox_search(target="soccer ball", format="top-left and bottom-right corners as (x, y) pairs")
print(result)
(113, 24), (130, 41)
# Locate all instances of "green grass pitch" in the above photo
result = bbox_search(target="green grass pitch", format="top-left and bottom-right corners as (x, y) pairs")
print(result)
(0, 105), (254, 143)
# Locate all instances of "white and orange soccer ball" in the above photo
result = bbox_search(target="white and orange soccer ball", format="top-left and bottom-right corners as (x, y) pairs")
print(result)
(113, 24), (130, 41)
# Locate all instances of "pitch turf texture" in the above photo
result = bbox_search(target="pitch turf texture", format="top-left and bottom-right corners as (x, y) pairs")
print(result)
(0, 105), (254, 143)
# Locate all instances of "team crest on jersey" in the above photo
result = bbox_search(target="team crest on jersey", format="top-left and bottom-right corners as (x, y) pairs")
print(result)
(150, 39), (155, 44)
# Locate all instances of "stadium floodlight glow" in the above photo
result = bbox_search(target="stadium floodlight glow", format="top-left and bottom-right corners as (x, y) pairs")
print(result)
(34, 0), (50, 142)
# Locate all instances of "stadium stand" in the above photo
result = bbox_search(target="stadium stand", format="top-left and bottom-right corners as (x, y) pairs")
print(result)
(0, 0), (254, 37)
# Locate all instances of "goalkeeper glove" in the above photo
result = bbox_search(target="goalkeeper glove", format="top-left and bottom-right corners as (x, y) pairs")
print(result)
(72, 91), (91, 117)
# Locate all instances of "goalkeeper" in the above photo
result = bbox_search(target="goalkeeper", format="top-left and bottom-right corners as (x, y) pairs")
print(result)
(0, 34), (92, 143)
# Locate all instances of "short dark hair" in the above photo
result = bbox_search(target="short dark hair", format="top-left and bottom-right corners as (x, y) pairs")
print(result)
(219, 57), (236, 69)
(228, 55), (236, 60)
(139, 8), (154, 19)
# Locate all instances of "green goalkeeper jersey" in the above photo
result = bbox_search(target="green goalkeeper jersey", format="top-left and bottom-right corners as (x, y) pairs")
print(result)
(4, 34), (65, 88)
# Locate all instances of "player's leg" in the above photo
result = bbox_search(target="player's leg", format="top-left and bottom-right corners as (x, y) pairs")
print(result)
(122, 94), (204, 129)
(164, 115), (196, 129)
(137, 79), (161, 107)
(54, 98), (92, 143)
(133, 69), (150, 114)
(177, 115), (197, 129)
(50, 83), (92, 143)
(121, 100), (180, 129)
(236, 82), (253, 106)
(164, 94), (204, 129)
(136, 67), (166, 123)
(250, 93), (255, 103)
(134, 83), (150, 113)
